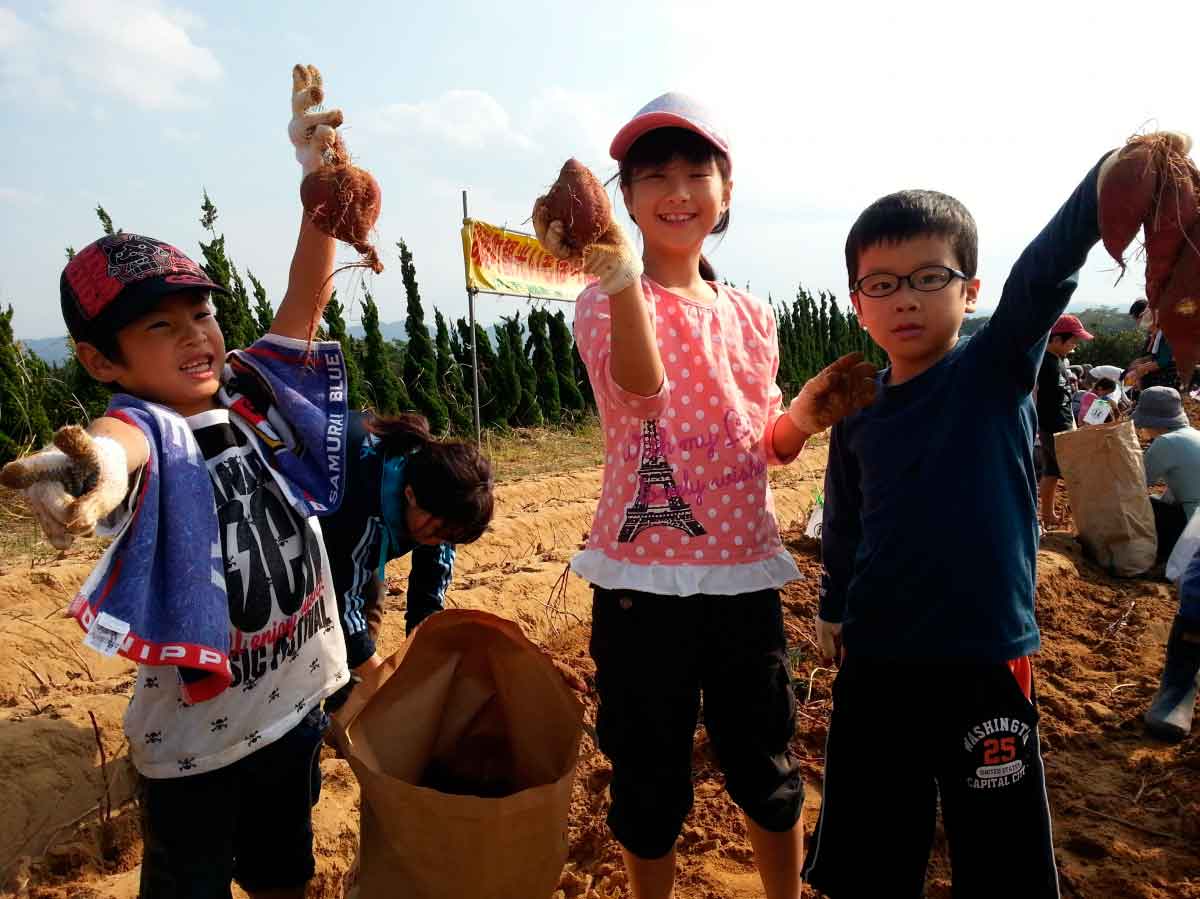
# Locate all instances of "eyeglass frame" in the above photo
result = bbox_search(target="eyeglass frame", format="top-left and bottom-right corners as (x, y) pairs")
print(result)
(851, 264), (969, 299)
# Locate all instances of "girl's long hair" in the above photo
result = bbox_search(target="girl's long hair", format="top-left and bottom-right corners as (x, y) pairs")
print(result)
(365, 412), (494, 544)
(617, 127), (731, 281)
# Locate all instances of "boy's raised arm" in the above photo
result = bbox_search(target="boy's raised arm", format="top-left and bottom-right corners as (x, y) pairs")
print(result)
(269, 64), (347, 342)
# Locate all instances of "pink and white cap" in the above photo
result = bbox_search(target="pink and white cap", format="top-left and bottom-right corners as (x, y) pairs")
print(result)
(609, 92), (731, 169)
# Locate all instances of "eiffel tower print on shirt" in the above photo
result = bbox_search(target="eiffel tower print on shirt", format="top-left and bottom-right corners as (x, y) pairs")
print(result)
(618, 419), (705, 543)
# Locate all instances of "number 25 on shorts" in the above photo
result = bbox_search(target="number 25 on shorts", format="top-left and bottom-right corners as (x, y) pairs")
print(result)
(982, 736), (1016, 765)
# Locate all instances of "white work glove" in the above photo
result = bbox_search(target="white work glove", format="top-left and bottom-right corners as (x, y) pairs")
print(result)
(815, 614), (844, 666)
(289, 64), (345, 176)
(0, 426), (128, 550)
(788, 352), (878, 436)
(532, 202), (644, 295)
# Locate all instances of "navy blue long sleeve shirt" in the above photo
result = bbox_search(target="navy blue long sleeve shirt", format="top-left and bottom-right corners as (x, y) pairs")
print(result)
(820, 157), (1105, 662)
(320, 412), (455, 668)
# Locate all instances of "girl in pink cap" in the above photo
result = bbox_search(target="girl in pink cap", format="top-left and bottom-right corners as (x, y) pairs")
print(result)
(534, 93), (874, 899)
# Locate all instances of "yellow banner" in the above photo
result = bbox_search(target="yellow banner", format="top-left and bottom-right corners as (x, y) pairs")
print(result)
(461, 219), (591, 301)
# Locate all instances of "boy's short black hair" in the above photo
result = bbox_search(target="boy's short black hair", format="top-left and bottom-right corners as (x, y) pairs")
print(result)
(1095, 377), (1117, 393)
(845, 190), (978, 288)
(1129, 299), (1148, 319)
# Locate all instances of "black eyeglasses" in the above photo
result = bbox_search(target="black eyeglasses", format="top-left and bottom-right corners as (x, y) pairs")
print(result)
(852, 265), (968, 299)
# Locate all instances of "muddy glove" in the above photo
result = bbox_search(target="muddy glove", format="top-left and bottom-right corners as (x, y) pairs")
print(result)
(532, 202), (644, 295)
(0, 426), (128, 550)
(816, 615), (844, 666)
(788, 352), (878, 435)
(289, 63), (345, 175)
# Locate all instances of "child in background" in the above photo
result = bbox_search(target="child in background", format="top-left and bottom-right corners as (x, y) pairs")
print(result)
(1079, 376), (1119, 424)
(0, 66), (355, 899)
(533, 93), (874, 899)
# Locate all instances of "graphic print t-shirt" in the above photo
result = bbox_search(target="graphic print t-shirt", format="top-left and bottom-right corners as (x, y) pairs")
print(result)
(124, 409), (347, 777)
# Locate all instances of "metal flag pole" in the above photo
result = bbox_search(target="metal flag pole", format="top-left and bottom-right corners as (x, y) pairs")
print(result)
(462, 190), (482, 444)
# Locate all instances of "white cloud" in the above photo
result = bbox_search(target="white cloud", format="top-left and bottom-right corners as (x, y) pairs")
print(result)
(2, 1), (221, 111)
(369, 90), (536, 152)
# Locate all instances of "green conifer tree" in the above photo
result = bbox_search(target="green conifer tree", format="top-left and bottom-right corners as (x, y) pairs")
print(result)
(396, 240), (448, 434)
(95, 205), (117, 236)
(434, 308), (472, 433)
(197, 191), (254, 349)
(572, 342), (595, 411)
(548, 310), (585, 414)
(504, 315), (543, 427)
(458, 318), (506, 428)
(525, 308), (561, 423)
(246, 270), (274, 339)
(359, 292), (406, 414)
(0, 307), (53, 462)
(492, 320), (524, 427)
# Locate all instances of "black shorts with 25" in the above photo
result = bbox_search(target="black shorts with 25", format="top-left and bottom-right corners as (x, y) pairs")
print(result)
(802, 658), (1059, 898)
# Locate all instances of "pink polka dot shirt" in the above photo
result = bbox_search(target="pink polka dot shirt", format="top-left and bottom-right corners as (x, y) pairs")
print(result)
(571, 277), (802, 596)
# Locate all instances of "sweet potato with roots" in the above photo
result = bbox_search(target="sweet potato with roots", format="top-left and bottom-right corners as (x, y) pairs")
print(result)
(1099, 140), (1158, 266)
(1156, 217), (1200, 385)
(301, 148), (384, 273)
(1144, 157), (1200, 303)
(540, 158), (611, 253)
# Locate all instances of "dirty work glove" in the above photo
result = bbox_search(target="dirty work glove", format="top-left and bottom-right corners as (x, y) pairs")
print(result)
(788, 352), (878, 435)
(815, 614), (844, 666)
(0, 426), (128, 550)
(289, 63), (345, 175)
(532, 201), (644, 295)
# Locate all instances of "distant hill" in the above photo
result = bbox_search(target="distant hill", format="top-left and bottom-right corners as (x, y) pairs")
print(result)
(17, 336), (72, 366)
(960, 306), (1135, 338)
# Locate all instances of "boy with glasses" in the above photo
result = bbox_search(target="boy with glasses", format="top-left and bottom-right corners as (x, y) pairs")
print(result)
(802, 133), (1191, 897)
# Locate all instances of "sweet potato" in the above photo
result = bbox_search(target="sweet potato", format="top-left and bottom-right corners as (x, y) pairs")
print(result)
(541, 158), (611, 252)
(1144, 158), (1200, 304)
(1155, 217), (1200, 384)
(1099, 141), (1158, 265)
(301, 161), (383, 273)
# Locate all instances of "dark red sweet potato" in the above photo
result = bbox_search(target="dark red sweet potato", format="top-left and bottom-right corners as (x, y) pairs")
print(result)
(541, 158), (611, 252)
(1155, 217), (1200, 384)
(1099, 141), (1158, 266)
(301, 163), (383, 273)
(1145, 160), (1200, 304)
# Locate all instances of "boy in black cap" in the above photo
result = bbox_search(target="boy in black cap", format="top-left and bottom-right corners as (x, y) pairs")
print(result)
(1, 65), (358, 899)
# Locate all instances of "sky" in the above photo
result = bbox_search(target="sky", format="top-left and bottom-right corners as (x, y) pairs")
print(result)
(1, 0), (1198, 340)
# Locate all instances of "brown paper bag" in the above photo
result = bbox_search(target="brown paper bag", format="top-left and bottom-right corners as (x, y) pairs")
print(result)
(1055, 420), (1156, 576)
(332, 609), (583, 899)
